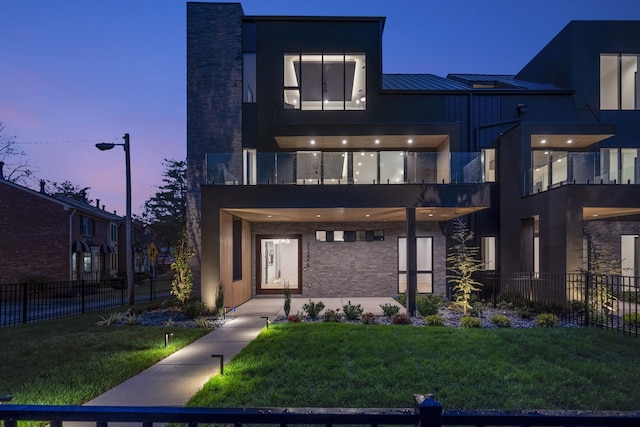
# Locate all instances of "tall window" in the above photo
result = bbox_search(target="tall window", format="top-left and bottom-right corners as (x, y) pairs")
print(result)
(532, 150), (567, 192)
(232, 218), (242, 281)
(600, 54), (640, 110)
(481, 236), (496, 270)
(283, 53), (366, 110)
(80, 216), (94, 236)
(482, 148), (496, 182)
(243, 53), (256, 103)
(398, 237), (433, 293)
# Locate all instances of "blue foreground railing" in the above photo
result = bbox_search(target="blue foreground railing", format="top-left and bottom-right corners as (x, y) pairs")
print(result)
(1, 395), (639, 427)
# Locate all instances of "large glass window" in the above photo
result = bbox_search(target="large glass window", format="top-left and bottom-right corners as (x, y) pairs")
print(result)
(258, 236), (300, 294)
(532, 150), (567, 191)
(296, 151), (321, 184)
(380, 151), (405, 184)
(398, 237), (433, 293)
(322, 152), (349, 184)
(353, 152), (378, 184)
(600, 54), (640, 110)
(283, 53), (366, 110)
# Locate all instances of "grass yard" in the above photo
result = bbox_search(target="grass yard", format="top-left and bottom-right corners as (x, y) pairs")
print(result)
(188, 323), (640, 411)
(0, 305), (208, 405)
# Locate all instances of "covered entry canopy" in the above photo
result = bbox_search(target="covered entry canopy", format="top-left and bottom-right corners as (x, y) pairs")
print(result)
(222, 206), (485, 223)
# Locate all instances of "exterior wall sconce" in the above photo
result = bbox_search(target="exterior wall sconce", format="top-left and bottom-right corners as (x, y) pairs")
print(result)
(517, 104), (527, 116)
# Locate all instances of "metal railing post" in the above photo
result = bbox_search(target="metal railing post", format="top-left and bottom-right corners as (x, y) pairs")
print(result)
(415, 394), (442, 427)
(584, 272), (590, 326)
(21, 283), (28, 324)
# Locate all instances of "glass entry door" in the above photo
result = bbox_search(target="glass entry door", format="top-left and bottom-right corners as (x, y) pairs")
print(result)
(257, 235), (302, 294)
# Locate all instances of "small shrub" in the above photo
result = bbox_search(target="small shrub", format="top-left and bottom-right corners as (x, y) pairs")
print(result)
(122, 311), (140, 326)
(215, 282), (225, 316)
(194, 316), (210, 328)
(96, 311), (125, 327)
(569, 299), (586, 315)
(183, 299), (207, 319)
(323, 308), (341, 322)
(416, 294), (445, 316)
(460, 316), (482, 328)
(391, 314), (411, 324)
(496, 300), (515, 311)
(424, 314), (445, 326)
(380, 303), (400, 318)
(342, 301), (364, 320)
(287, 312), (302, 323)
(516, 306), (533, 319)
(395, 293), (407, 307)
(283, 285), (291, 317)
(535, 313), (559, 327)
(302, 300), (325, 319)
(490, 314), (511, 327)
(468, 302), (484, 318)
(361, 312), (376, 324)
(623, 313), (640, 328)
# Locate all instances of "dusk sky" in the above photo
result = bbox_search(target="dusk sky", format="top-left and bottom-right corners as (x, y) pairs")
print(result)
(2, 0), (640, 215)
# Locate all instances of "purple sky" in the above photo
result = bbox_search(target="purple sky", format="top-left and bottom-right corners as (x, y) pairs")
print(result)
(2, 0), (639, 215)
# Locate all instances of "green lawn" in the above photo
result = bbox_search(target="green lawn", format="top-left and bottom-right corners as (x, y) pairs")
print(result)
(0, 305), (208, 405)
(188, 323), (640, 411)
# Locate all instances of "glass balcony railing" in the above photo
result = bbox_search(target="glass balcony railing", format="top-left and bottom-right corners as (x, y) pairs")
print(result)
(525, 152), (640, 195)
(204, 151), (490, 186)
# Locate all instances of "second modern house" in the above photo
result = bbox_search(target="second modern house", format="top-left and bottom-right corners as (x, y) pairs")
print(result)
(186, 2), (640, 310)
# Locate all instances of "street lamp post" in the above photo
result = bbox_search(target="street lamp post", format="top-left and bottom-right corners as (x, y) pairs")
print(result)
(96, 133), (134, 305)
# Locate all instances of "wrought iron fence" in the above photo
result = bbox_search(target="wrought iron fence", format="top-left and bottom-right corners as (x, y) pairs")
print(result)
(475, 272), (640, 336)
(0, 277), (172, 327)
(1, 395), (639, 427)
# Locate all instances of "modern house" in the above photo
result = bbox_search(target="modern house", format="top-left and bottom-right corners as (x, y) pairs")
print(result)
(186, 2), (640, 310)
(0, 166), (124, 284)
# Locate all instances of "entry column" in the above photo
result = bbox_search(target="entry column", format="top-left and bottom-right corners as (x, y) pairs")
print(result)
(406, 207), (417, 316)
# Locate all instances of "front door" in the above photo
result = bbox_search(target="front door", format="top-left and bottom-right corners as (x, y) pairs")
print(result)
(256, 235), (302, 294)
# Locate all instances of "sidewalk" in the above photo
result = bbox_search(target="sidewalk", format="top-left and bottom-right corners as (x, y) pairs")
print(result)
(81, 297), (399, 407)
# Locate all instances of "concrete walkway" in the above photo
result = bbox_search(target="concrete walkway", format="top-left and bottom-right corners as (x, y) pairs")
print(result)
(83, 297), (399, 407)
(64, 297), (400, 425)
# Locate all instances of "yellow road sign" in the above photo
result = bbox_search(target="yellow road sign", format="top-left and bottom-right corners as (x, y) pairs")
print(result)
(147, 242), (159, 263)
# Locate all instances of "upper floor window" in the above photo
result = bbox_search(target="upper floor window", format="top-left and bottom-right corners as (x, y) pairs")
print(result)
(80, 216), (95, 237)
(283, 53), (366, 110)
(600, 53), (640, 110)
(110, 223), (118, 243)
(243, 53), (256, 103)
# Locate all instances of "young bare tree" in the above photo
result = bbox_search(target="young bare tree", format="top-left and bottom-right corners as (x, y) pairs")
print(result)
(446, 217), (484, 315)
(0, 122), (36, 186)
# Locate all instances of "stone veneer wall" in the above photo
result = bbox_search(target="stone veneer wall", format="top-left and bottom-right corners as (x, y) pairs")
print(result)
(251, 221), (447, 298)
(582, 220), (640, 273)
(186, 3), (244, 292)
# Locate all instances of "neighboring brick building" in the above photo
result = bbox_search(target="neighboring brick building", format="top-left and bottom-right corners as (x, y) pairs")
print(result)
(0, 163), (124, 284)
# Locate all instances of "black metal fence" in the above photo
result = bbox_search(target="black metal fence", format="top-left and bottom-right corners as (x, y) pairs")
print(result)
(1, 395), (639, 427)
(475, 272), (640, 336)
(0, 277), (172, 327)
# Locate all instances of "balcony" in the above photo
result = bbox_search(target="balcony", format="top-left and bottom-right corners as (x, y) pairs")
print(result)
(204, 151), (490, 186)
(526, 151), (640, 195)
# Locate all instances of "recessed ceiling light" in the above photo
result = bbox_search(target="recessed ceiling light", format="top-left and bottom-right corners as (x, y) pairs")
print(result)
(408, 139), (413, 144)
(365, 214), (370, 217)
(267, 215), (272, 218)
(316, 214), (321, 218)
(375, 139), (380, 144)
(342, 139), (347, 145)
(428, 213), (434, 217)
(593, 214), (599, 217)
(541, 139), (547, 144)
(357, 162), (362, 166)
(310, 140), (315, 145)
(567, 139), (573, 144)
(324, 99), (328, 104)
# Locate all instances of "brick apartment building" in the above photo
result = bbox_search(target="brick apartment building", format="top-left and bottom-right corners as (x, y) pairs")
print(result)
(0, 162), (124, 284)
